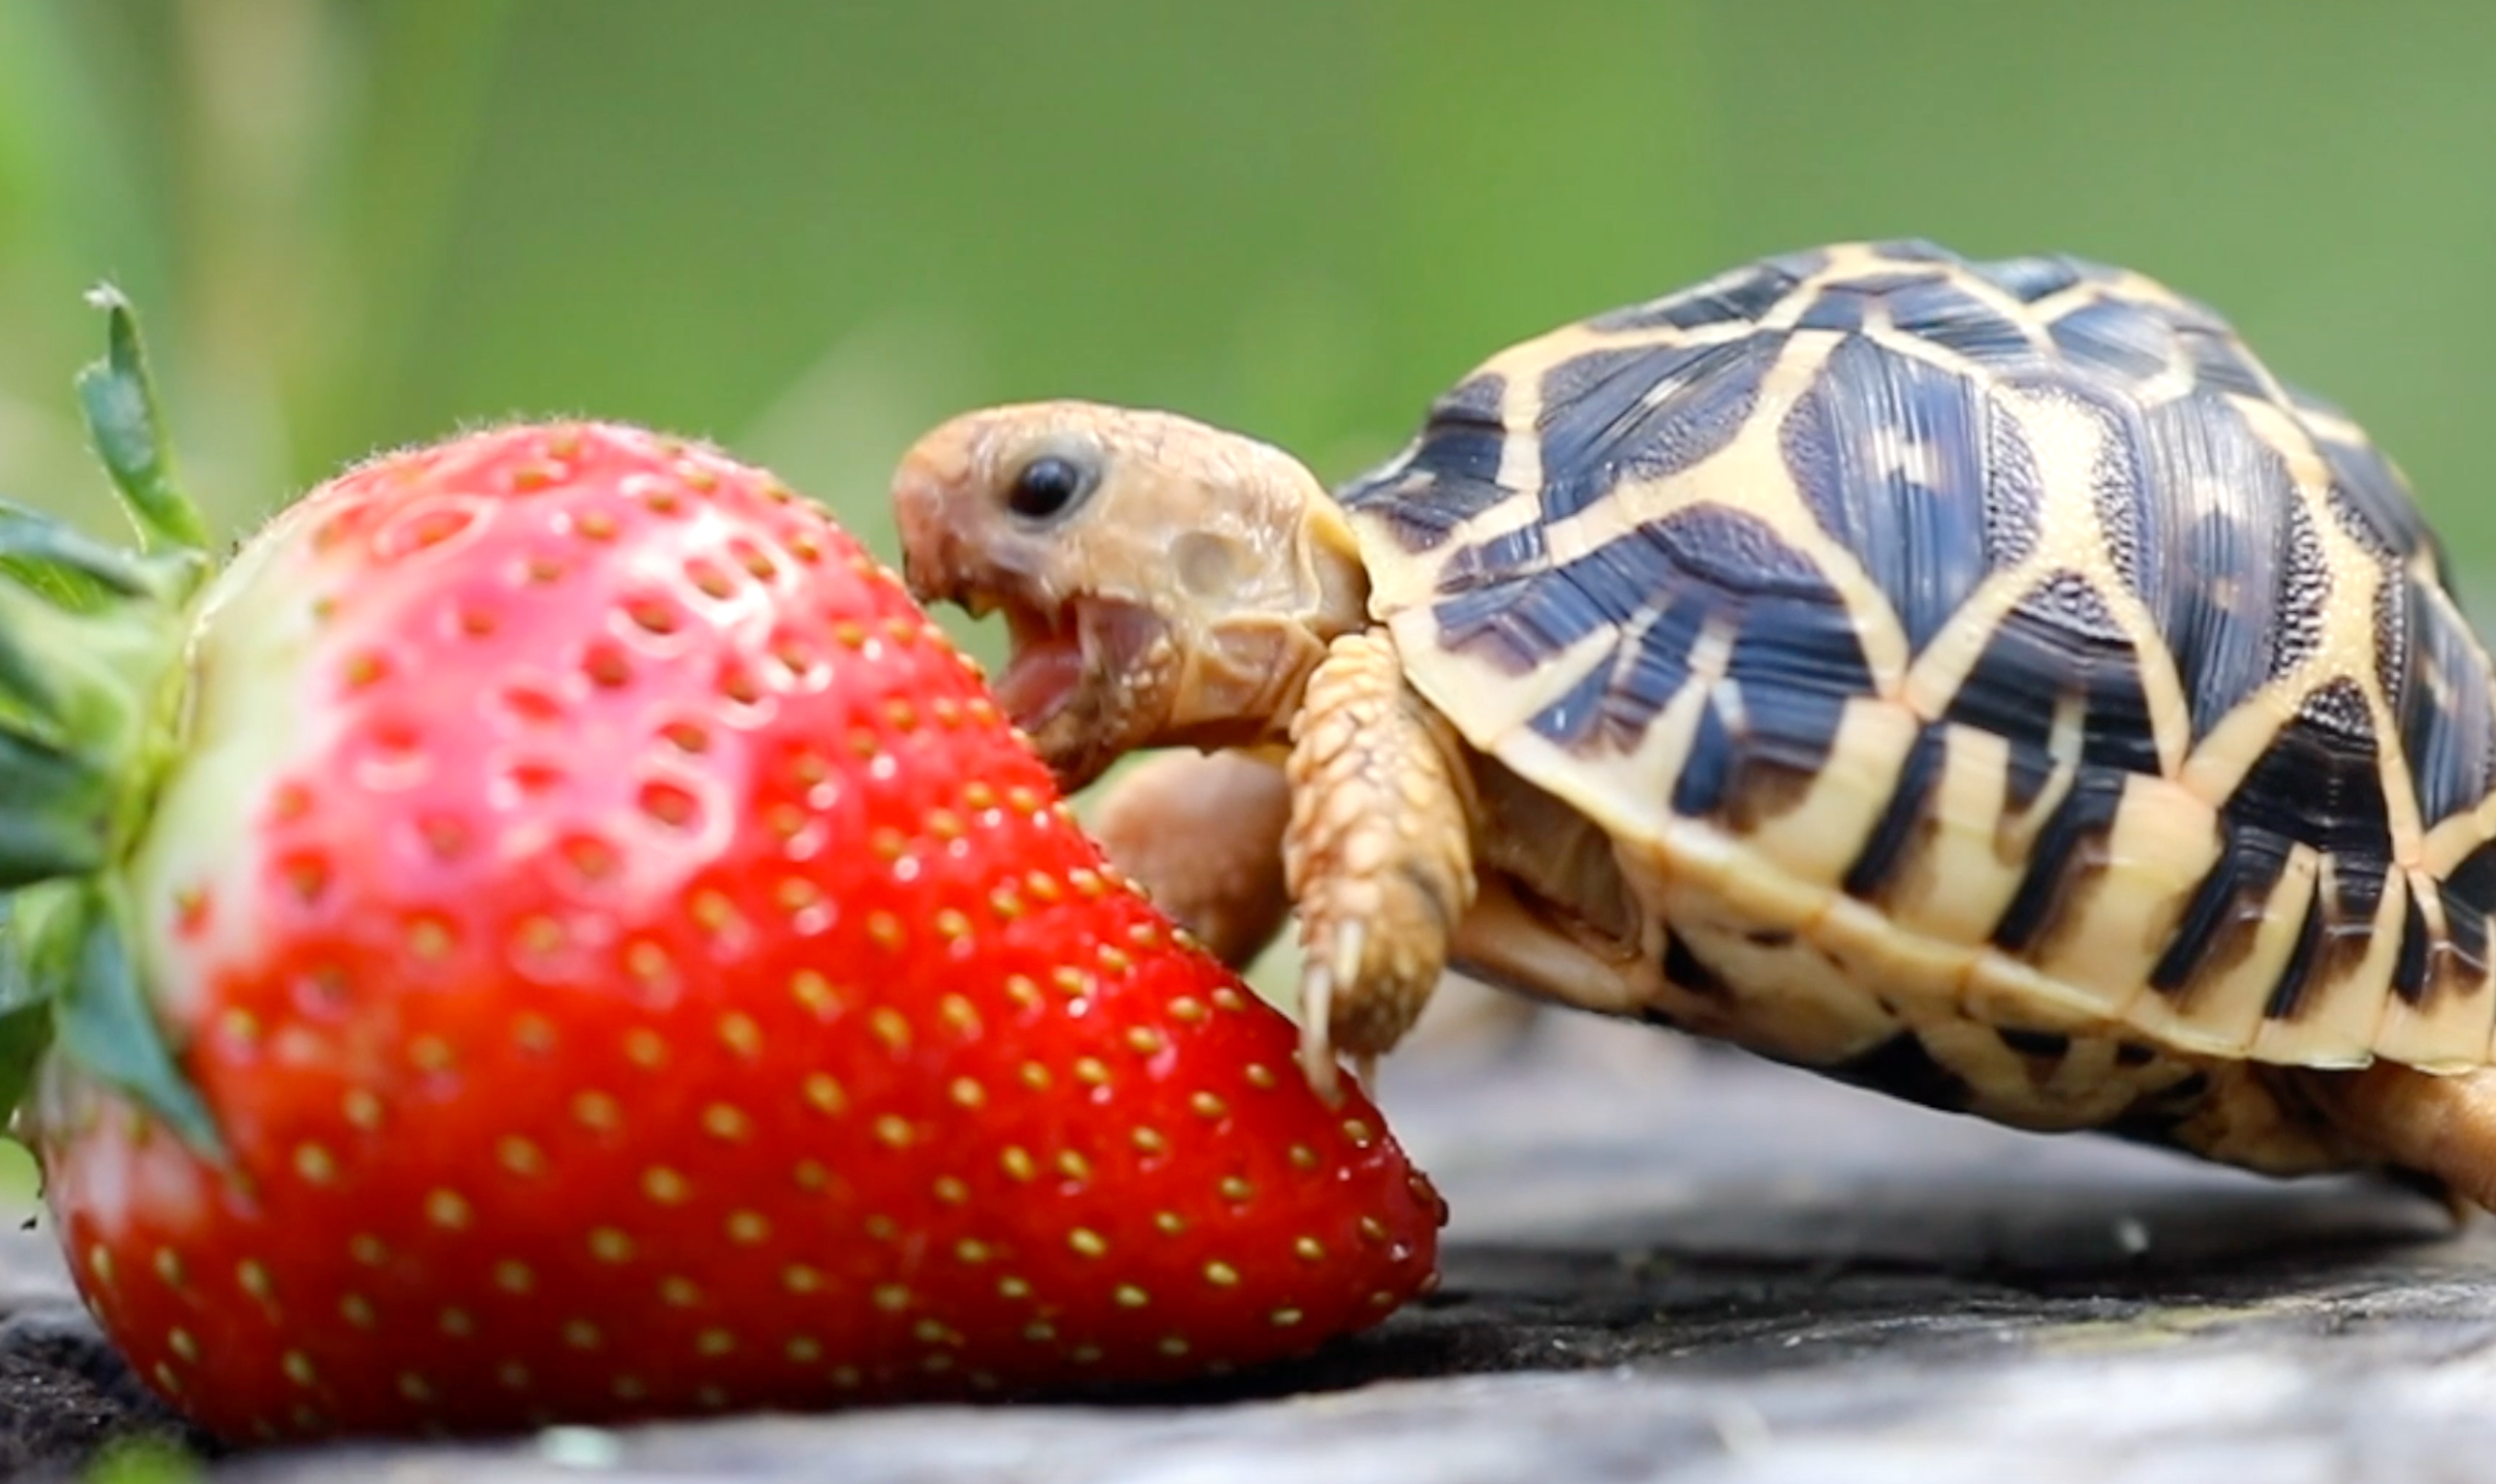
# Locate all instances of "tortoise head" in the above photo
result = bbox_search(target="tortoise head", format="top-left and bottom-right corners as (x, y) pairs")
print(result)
(891, 400), (1373, 790)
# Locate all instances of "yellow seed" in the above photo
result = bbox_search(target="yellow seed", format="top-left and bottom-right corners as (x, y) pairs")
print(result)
(1073, 1058), (1109, 1085)
(697, 1328), (736, 1357)
(395, 1370), (430, 1401)
(426, 1189), (471, 1230)
(1071, 1344), (1103, 1363)
(1295, 1236), (1327, 1263)
(999, 1276), (1033, 1301)
(865, 1213), (898, 1241)
(1168, 996), (1207, 1023)
(237, 1260), (272, 1301)
(625, 940), (670, 984)
(168, 1328), (199, 1362)
(1158, 1337), (1190, 1358)
(341, 1089), (383, 1129)
(1020, 1062), (1051, 1090)
(1342, 1117), (1375, 1146)
(803, 1074), (847, 1114)
(643, 1167), (689, 1204)
(612, 1374), (646, 1400)
(831, 1365), (863, 1388)
(787, 1337), (823, 1363)
(573, 1091), (622, 1130)
(1204, 1261), (1240, 1287)
(1220, 1176), (1254, 1202)
(281, 1351), (316, 1385)
(498, 1135), (544, 1175)
(1271, 1307), (1304, 1328)
(867, 911), (904, 949)
(408, 1035), (453, 1072)
(791, 969), (838, 1016)
(783, 1264), (823, 1293)
(873, 1284), (911, 1313)
(564, 1320), (603, 1350)
(294, 1143), (338, 1185)
(871, 1007), (911, 1051)
(494, 1260), (534, 1294)
(1001, 1146), (1036, 1181)
(1155, 1211), (1186, 1236)
(407, 918), (452, 960)
(913, 1319), (950, 1345)
(1004, 974), (1041, 1009)
(1131, 1126), (1166, 1154)
(1192, 1093), (1228, 1119)
(1058, 1150), (1092, 1182)
(955, 1238), (990, 1264)
(727, 1210), (770, 1244)
(1068, 1228), (1108, 1259)
(690, 889), (737, 934)
(1098, 945), (1132, 975)
(350, 1235), (387, 1267)
(590, 1228), (634, 1264)
(1025, 869), (1061, 901)
(87, 1246), (114, 1285)
(1213, 987), (1248, 1013)
(625, 1029), (667, 1067)
(512, 1014), (557, 1052)
(718, 1012), (762, 1057)
(1359, 1215), (1388, 1244)
(949, 1077), (986, 1109)
(151, 1361), (181, 1394)
(498, 1361), (532, 1390)
(440, 1307), (475, 1337)
(874, 1114), (913, 1148)
(340, 1295), (374, 1329)
(1070, 868), (1104, 897)
(794, 1158), (830, 1190)
(660, 1276), (701, 1307)
(932, 1175), (968, 1205)
(1022, 1321), (1057, 1343)
(933, 908), (970, 941)
(1051, 967), (1090, 997)
(988, 887), (1024, 919)
(702, 1104), (751, 1140)
(1124, 1026), (1163, 1055)
(1115, 1284), (1148, 1309)
(1244, 1063), (1278, 1090)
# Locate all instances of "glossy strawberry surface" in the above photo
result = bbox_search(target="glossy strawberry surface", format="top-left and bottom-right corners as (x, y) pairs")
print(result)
(27, 422), (1441, 1442)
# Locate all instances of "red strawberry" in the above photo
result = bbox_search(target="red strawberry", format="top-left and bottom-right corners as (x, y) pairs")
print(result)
(3, 292), (1442, 1444)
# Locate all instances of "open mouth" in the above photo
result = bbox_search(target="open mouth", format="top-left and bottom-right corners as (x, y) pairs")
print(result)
(990, 596), (1089, 737)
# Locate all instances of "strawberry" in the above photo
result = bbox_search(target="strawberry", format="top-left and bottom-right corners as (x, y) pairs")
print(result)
(1, 292), (1443, 1444)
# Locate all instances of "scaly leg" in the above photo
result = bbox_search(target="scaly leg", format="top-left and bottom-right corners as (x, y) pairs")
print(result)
(1086, 749), (1293, 971)
(2305, 1060), (2496, 1216)
(1285, 629), (1477, 1099)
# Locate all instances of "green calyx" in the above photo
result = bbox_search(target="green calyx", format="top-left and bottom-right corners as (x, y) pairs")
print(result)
(0, 287), (223, 1158)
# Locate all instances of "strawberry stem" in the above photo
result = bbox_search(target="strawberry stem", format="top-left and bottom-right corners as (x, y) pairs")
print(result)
(0, 292), (225, 1158)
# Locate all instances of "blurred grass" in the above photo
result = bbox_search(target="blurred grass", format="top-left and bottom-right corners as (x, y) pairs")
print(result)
(2, 0), (2495, 1206)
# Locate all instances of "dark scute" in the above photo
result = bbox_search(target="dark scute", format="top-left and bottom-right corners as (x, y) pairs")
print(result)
(1528, 657), (1618, 751)
(2396, 888), (2431, 1004)
(2227, 708), (2393, 864)
(1778, 334), (1994, 650)
(1997, 1026), (2072, 1059)
(1945, 573), (2164, 779)
(1989, 766), (2131, 953)
(1819, 1031), (1972, 1113)
(1983, 398), (2047, 568)
(1436, 521), (1548, 598)
(1649, 504), (1830, 599)
(2177, 327), (2272, 399)
(2439, 838), (2496, 986)
(1794, 289), (1869, 333)
(1844, 724), (1946, 899)
(2401, 584), (2496, 831)
(1604, 595), (1713, 744)
(1587, 258), (1807, 333)
(1538, 335), (1783, 523)
(1884, 276), (2037, 366)
(1671, 691), (1737, 818)
(2048, 296), (2178, 385)
(1714, 679), (1852, 826)
(1971, 253), (2085, 303)
(2132, 392), (2301, 735)
(2260, 883), (2330, 1021)
(1342, 460), (1509, 554)
(2265, 497), (2331, 682)
(2115, 1041), (2158, 1067)
(1433, 571), (1614, 675)
(1434, 371), (1507, 425)
(2149, 821), (2295, 995)
(2298, 676), (2375, 743)
(2317, 434), (2433, 565)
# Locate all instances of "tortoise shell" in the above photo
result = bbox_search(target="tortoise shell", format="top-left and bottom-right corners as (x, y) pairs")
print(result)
(1333, 239), (2496, 1169)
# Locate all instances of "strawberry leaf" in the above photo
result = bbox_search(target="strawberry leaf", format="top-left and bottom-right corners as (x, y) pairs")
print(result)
(39, 879), (221, 1159)
(75, 285), (211, 560)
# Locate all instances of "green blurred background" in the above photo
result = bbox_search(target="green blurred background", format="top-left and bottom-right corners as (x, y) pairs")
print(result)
(4, 0), (2495, 1205)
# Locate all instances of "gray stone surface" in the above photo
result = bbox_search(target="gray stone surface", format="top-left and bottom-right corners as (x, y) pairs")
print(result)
(14, 1016), (2496, 1481)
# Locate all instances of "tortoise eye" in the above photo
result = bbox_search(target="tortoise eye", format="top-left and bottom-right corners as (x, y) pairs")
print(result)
(1005, 453), (1095, 523)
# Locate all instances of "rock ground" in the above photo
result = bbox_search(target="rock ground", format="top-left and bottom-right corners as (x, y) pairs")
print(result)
(10, 1013), (2496, 1482)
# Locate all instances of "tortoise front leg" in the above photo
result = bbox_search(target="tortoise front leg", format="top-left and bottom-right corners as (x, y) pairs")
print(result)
(1285, 629), (1479, 1099)
(1087, 749), (1294, 971)
(2307, 1061), (2496, 1213)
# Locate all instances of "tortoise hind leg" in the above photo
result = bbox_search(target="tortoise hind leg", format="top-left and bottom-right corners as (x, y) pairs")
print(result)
(2302, 1061), (2496, 1214)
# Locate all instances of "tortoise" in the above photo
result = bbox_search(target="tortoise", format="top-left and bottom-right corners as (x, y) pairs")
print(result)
(889, 238), (2496, 1208)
